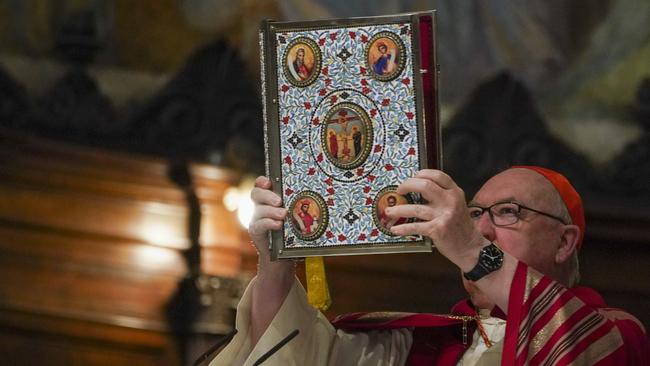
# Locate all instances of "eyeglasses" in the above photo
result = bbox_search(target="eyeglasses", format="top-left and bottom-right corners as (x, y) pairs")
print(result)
(468, 201), (567, 227)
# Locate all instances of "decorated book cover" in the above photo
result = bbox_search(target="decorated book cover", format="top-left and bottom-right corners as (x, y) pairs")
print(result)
(260, 11), (441, 259)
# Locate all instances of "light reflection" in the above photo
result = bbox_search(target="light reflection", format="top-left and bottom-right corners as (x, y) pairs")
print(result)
(132, 245), (176, 268)
(140, 222), (177, 246)
(223, 177), (255, 229)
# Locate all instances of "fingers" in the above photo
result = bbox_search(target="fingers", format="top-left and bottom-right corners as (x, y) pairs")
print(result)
(397, 169), (455, 195)
(255, 175), (272, 189)
(249, 176), (286, 250)
(389, 220), (434, 237)
(251, 183), (282, 207)
(249, 216), (285, 239)
(385, 203), (435, 222)
(415, 170), (456, 190)
(396, 170), (456, 202)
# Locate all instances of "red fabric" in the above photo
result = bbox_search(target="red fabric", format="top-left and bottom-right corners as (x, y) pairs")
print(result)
(511, 165), (586, 249)
(332, 301), (480, 366)
(503, 261), (649, 365)
(502, 261), (528, 364)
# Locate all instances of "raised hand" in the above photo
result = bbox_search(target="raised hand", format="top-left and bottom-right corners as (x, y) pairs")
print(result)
(387, 169), (487, 268)
(249, 176), (296, 345)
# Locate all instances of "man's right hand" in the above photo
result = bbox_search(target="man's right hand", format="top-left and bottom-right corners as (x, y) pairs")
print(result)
(249, 176), (296, 345)
(249, 177), (285, 260)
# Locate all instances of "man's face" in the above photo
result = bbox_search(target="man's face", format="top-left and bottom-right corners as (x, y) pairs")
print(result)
(387, 196), (397, 207)
(301, 204), (309, 213)
(462, 168), (566, 309)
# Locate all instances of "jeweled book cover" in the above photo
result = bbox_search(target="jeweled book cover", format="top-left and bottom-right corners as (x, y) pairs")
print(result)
(260, 11), (441, 259)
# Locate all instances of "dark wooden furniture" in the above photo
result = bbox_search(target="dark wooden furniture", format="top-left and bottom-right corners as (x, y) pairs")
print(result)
(0, 130), (249, 366)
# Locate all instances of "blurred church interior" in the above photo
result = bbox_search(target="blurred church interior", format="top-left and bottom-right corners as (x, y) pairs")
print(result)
(0, 1), (648, 365)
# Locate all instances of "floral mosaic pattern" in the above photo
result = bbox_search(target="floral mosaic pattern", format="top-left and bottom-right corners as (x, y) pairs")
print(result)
(274, 23), (422, 249)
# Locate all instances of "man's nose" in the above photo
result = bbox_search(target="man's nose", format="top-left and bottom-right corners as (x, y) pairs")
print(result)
(474, 211), (497, 241)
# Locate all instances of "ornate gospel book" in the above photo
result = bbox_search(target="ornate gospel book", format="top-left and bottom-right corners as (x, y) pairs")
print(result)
(260, 11), (441, 259)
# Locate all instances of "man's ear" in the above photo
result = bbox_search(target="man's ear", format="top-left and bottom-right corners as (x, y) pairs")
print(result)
(556, 224), (580, 264)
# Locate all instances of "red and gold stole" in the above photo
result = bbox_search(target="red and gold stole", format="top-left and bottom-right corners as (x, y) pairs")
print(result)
(502, 262), (649, 365)
(331, 300), (504, 366)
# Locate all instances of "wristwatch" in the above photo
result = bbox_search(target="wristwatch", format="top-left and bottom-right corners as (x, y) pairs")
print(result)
(463, 242), (504, 281)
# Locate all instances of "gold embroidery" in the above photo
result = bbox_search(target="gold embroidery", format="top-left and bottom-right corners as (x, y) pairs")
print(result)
(355, 312), (415, 323)
(567, 328), (624, 366)
(522, 267), (543, 304)
(529, 297), (584, 357)
(542, 313), (605, 365)
(518, 283), (563, 355)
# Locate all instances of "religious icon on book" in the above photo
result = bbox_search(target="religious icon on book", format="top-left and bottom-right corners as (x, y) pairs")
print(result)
(283, 37), (321, 87)
(260, 11), (441, 259)
(373, 186), (416, 235)
(289, 191), (328, 241)
(366, 31), (405, 81)
(322, 103), (373, 169)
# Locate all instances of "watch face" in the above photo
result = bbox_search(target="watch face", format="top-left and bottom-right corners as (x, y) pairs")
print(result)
(480, 244), (504, 271)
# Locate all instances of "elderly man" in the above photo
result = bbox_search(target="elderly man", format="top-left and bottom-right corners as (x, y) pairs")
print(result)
(211, 166), (648, 365)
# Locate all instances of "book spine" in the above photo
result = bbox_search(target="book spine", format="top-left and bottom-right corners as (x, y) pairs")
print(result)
(259, 30), (271, 179)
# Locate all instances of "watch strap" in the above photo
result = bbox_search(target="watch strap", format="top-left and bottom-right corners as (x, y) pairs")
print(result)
(462, 242), (504, 282)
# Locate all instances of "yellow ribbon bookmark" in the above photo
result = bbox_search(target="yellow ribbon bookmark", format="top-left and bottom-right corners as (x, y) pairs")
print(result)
(305, 256), (331, 311)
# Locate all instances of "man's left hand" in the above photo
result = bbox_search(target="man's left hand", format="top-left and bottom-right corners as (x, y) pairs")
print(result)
(388, 169), (487, 269)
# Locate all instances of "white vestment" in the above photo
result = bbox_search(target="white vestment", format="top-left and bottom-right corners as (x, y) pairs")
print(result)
(209, 278), (505, 366)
